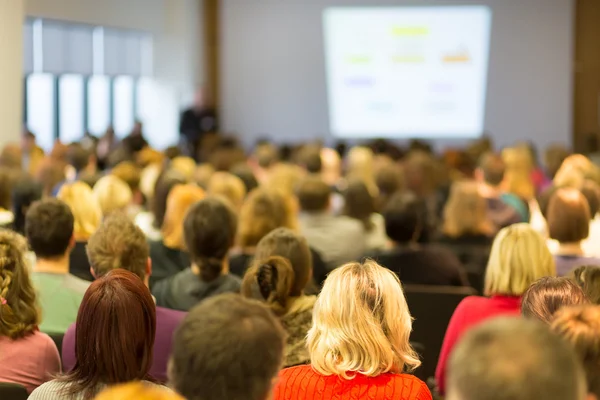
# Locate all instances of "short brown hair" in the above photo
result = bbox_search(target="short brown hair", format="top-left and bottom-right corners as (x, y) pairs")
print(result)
(87, 213), (149, 280)
(478, 152), (506, 186)
(552, 305), (600, 399)
(571, 265), (600, 305)
(25, 198), (74, 258)
(521, 277), (589, 324)
(111, 161), (142, 193)
(170, 293), (285, 400)
(296, 175), (331, 212)
(547, 188), (590, 243)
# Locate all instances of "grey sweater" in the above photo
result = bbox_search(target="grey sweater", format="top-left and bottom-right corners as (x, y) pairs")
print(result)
(152, 268), (241, 311)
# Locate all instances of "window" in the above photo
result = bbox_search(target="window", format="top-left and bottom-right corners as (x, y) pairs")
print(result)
(113, 76), (135, 138)
(59, 74), (85, 143)
(87, 75), (111, 136)
(26, 74), (56, 152)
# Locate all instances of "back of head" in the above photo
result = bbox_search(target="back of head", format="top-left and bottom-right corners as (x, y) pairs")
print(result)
(572, 265), (600, 304)
(447, 317), (587, 400)
(254, 143), (279, 169)
(242, 256), (295, 316)
(0, 144), (22, 170)
(547, 187), (590, 243)
(343, 179), (376, 230)
(93, 175), (133, 216)
(254, 227), (312, 296)
(545, 145), (570, 179)
(580, 180), (600, 218)
(485, 223), (555, 296)
(95, 382), (184, 400)
(230, 163), (259, 193)
(111, 161), (142, 194)
(87, 214), (149, 280)
(67, 144), (92, 172)
(151, 170), (187, 229)
(65, 269), (156, 398)
(57, 181), (103, 240)
(170, 293), (286, 400)
(10, 176), (42, 235)
(161, 184), (205, 250)
(295, 144), (322, 174)
(478, 152), (506, 187)
(374, 160), (404, 211)
(0, 230), (39, 339)
(521, 277), (589, 324)
(35, 156), (66, 196)
(382, 191), (421, 244)
(184, 196), (237, 282)
(552, 305), (600, 399)
(25, 198), (74, 259)
(443, 180), (491, 237)
(237, 188), (296, 248)
(308, 260), (420, 379)
(170, 156), (196, 182)
(0, 168), (14, 211)
(207, 171), (247, 209)
(554, 154), (597, 188)
(296, 175), (331, 212)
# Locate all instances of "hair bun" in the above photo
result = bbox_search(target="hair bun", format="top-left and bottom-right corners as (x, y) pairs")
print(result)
(257, 263), (276, 300)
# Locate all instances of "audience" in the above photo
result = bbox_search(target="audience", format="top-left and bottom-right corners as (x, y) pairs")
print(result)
(446, 317), (589, 400)
(551, 305), (600, 400)
(57, 182), (103, 282)
(572, 265), (600, 304)
(547, 187), (600, 275)
(475, 152), (522, 229)
(273, 260), (431, 400)
(153, 197), (240, 310)
(149, 184), (204, 288)
(342, 179), (388, 250)
(111, 161), (144, 217)
(93, 175), (133, 217)
(296, 175), (365, 269)
(62, 214), (185, 383)
(0, 230), (60, 393)
(521, 276), (589, 324)
(29, 269), (158, 399)
(435, 223), (555, 395)
(169, 293), (286, 400)
(27, 199), (90, 333)
(370, 191), (468, 286)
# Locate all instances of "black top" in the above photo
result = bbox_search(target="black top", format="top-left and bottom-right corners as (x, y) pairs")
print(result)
(149, 240), (190, 289)
(69, 241), (94, 282)
(179, 108), (218, 142)
(367, 245), (469, 287)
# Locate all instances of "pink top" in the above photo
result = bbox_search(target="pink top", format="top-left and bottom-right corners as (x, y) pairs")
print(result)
(435, 295), (522, 395)
(0, 331), (61, 393)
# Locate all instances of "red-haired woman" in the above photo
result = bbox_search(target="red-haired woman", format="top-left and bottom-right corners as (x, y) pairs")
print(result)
(29, 269), (159, 400)
(0, 230), (60, 393)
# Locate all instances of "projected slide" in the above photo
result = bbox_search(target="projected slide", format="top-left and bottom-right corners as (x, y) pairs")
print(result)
(323, 6), (492, 139)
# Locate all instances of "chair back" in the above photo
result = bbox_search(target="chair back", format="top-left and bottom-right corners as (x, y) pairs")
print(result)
(47, 332), (64, 356)
(0, 382), (28, 400)
(404, 284), (476, 381)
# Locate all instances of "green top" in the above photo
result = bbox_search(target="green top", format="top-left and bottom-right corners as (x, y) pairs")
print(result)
(31, 272), (90, 334)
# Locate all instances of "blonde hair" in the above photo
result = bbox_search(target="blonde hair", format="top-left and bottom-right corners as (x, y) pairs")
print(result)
(57, 181), (102, 240)
(502, 147), (535, 200)
(171, 156), (196, 182)
(237, 188), (297, 248)
(266, 163), (305, 196)
(346, 147), (378, 196)
(162, 184), (205, 249)
(95, 382), (184, 400)
(554, 154), (600, 188)
(308, 260), (421, 379)
(443, 181), (493, 237)
(93, 175), (133, 216)
(484, 223), (555, 296)
(208, 172), (247, 209)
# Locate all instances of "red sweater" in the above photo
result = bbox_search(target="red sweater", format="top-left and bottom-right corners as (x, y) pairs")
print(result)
(273, 365), (432, 400)
(435, 295), (522, 395)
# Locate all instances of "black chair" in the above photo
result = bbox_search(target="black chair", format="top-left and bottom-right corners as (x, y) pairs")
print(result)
(404, 284), (476, 381)
(47, 332), (64, 356)
(0, 382), (28, 400)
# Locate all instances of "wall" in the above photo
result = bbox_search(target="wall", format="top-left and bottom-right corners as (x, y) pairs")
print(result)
(25, 0), (204, 148)
(220, 0), (574, 150)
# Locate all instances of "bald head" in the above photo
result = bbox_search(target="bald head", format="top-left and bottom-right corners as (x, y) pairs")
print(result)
(447, 317), (587, 400)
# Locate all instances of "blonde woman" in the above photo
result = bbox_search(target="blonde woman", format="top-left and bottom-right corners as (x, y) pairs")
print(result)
(149, 184), (204, 288)
(93, 175), (133, 217)
(501, 147), (535, 221)
(273, 260), (431, 400)
(57, 181), (103, 281)
(435, 223), (556, 395)
(207, 171), (247, 209)
(0, 230), (61, 393)
(346, 146), (378, 197)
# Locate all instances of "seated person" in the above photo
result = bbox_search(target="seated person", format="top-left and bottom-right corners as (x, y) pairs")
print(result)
(571, 265), (600, 304)
(169, 294), (286, 400)
(0, 230), (60, 393)
(273, 260), (432, 400)
(446, 317), (589, 400)
(26, 199), (90, 333)
(62, 214), (186, 383)
(153, 197), (241, 311)
(521, 276), (589, 324)
(297, 176), (365, 270)
(29, 270), (160, 399)
(368, 191), (468, 287)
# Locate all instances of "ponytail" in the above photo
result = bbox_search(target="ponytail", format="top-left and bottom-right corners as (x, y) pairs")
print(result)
(241, 256), (295, 316)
